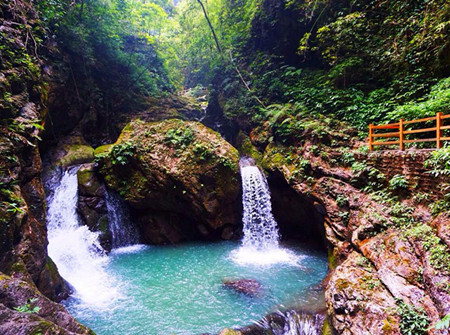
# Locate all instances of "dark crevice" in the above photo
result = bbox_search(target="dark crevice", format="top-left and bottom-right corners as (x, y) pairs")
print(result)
(267, 170), (327, 250)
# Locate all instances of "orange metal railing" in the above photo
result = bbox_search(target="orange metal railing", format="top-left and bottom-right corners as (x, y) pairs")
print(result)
(369, 112), (450, 151)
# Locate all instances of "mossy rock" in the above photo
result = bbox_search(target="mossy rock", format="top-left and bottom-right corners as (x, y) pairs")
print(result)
(321, 317), (333, 335)
(262, 143), (288, 171)
(96, 119), (241, 240)
(57, 144), (94, 167)
(77, 164), (103, 196)
(94, 144), (113, 157)
(236, 131), (263, 165)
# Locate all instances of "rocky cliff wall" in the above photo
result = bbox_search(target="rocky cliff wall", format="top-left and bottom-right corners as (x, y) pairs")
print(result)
(0, 1), (96, 332)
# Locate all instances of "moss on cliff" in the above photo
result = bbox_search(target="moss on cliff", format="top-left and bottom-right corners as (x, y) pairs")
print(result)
(96, 119), (241, 242)
(57, 144), (94, 167)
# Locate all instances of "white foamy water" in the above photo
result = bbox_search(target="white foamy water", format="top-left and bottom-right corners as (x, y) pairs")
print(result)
(256, 310), (324, 335)
(230, 246), (302, 266)
(47, 168), (119, 308)
(110, 244), (149, 255)
(233, 158), (300, 266)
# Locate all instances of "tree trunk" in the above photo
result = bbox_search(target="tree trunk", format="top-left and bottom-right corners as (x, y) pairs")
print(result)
(196, 0), (222, 54)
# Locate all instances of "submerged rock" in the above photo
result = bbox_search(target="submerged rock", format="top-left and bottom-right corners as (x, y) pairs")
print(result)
(222, 279), (263, 297)
(218, 329), (242, 335)
(96, 119), (241, 243)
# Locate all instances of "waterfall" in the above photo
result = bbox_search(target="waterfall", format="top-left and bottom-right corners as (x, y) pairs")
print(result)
(106, 190), (139, 249)
(256, 310), (325, 335)
(240, 158), (279, 249)
(231, 157), (300, 266)
(47, 168), (118, 307)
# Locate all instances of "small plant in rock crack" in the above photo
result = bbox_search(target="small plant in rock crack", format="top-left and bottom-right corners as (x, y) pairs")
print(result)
(336, 194), (349, 207)
(389, 174), (409, 191)
(396, 299), (429, 335)
(109, 141), (136, 166)
(430, 314), (450, 331)
(14, 298), (41, 314)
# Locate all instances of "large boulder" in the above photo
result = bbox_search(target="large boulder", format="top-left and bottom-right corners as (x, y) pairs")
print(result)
(96, 119), (241, 243)
(0, 273), (94, 334)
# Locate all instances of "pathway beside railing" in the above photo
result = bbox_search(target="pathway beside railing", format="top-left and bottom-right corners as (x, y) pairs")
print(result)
(369, 112), (450, 151)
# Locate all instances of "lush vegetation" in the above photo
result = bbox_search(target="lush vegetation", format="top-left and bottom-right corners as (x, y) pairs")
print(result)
(3, 0), (444, 138)
(166, 0), (449, 133)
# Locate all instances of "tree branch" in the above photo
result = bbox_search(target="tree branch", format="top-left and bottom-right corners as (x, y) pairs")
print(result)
(196, 0), (222, 54)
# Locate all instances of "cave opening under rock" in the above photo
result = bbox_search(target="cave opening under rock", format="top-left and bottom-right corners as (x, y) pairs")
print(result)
(267, 171), (327, 250)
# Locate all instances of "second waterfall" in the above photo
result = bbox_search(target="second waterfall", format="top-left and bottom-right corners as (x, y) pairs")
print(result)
(232, 158), (300, 266)
(240, 158), (279, 248)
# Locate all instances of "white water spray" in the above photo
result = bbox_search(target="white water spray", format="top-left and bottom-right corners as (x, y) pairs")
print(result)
(47, 168), (119, 308)
(232, 158), (300, 266)
(256, 310), (324, 335)
(240, 161), (279, 248)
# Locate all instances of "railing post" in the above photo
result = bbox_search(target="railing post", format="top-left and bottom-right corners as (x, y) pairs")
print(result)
(369, 124), (373, 151)
(436, 112), (443, 149)
(399, 118), (404, 150)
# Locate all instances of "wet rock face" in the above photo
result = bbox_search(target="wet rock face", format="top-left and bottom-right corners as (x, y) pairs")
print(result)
(222, 279), (263, 297)
(96, 119), (241, 244)
(0, 123), (69, 303)
(0, 0), (66, 304)
(0, 273), (94, 335)
(315, 177), (450, 334)
(326, 252), (401, 334)
(77, 163), (111, 251)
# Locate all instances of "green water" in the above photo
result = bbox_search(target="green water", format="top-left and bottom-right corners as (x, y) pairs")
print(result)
(65, 241), (327, 335)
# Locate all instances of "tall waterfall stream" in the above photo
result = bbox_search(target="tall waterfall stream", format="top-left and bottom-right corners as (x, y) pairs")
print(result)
(231, 158), (302, 267)
(46, 166), (327, 334)
(47, 168), (119, 307)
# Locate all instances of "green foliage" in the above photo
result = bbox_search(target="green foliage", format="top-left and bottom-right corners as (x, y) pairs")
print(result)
(351, 162), (367, 173)
(405, 224), (450, 274)
(387, 77), (450, 121)
(336, 195), (349, 207)
(424, 147), (450, 215)
(35, 0), (174, 117)
(337, 147), (355, 166)
(429, 197), (450, 216)
(14, 298), (41, 314)
(424, 147), (450, 178)
(219, 156), (236, 170)
(338, 211), (350, 226)
(164, 127), (195, 149)
(389, 174), (409, 191)
(0, 186), (25, 223)
(109, 142), (136, 166)
(396, 299), (429, 335)
(192, 143), (213, 161)
(169, 0), (449, 133)
(432, 314), (450, 331)
(389, 203), (416, 228)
